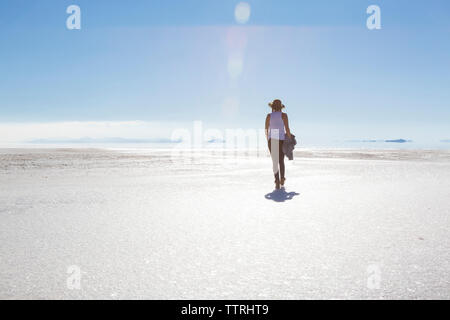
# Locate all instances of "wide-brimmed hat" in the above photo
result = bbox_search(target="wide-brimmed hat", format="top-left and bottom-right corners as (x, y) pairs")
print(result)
(268, 99), (285, 109)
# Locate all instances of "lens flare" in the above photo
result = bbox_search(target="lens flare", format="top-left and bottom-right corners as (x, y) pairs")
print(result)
(234, 2), (251, 24)
(227, 55), (244, 79)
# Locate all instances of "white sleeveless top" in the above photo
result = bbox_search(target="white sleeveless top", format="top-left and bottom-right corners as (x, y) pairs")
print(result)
(269, 111), (286, 140)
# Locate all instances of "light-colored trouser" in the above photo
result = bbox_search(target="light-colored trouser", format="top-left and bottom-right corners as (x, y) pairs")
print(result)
(270, 138), (280, 175)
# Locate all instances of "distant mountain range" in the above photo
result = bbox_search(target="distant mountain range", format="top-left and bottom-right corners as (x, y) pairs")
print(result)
(207, 139), (226, 143)
(346, 139), (412, 143)
(29, 137), (182, 144)
(385, 139), (412, 143)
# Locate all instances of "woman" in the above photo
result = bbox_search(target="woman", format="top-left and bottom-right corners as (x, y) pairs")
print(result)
(265, 99), (292, 190)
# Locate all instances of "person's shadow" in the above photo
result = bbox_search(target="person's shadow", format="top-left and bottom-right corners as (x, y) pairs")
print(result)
(264, 188), (300, 202)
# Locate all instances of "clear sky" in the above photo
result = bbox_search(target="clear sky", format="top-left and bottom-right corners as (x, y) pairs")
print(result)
(0, 0), (449, 145)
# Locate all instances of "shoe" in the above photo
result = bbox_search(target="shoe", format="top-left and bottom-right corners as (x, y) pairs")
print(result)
(280, 178), (286, 186)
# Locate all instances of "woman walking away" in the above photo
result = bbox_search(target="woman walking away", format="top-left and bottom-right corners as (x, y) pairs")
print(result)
(265, 99), (292, 190)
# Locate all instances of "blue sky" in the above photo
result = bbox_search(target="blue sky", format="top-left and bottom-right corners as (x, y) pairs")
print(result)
(0, 0), (449, 145)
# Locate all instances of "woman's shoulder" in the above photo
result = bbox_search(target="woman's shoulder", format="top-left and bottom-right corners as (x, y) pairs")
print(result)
(282, 112), (288, 117)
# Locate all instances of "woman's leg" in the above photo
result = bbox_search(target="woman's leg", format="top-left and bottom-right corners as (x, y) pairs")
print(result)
(268, 139), (280, 182)
(279, 140), (285, 180)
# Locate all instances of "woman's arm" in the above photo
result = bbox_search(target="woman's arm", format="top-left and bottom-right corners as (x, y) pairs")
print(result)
(265, 114), (270, 140)
(282, 113), (292, 138)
